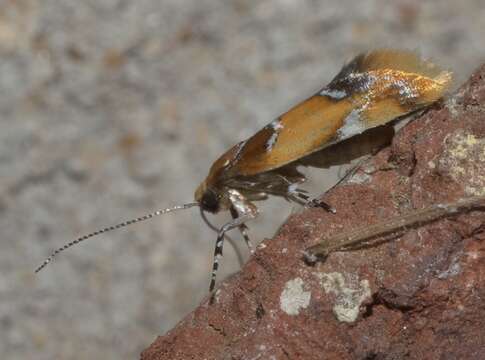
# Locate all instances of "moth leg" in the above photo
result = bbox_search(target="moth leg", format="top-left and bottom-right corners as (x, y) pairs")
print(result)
(209, 189), (258, 293)
(239, 224), (254, 254)
(306, 157), (371, 213)
(200, 208), (245, 267)
(209, 215), (251, 293)
(288, 187), (337, 213)
(335, 156), (371, 187)
(306, 198), (337, 213)
(286, 187), (309, 205)
(230, 207), (254, 254)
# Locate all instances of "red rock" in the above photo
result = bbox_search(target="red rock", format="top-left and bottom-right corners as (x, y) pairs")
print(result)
(142, 65), (485, 360)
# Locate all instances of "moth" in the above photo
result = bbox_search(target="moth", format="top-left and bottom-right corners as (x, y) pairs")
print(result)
(36, 49), (452, 293)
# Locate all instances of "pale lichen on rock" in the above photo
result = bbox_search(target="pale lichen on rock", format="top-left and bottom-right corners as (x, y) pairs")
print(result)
(315, 272), (371, 323)
(438, 131), (485, 196)
(279, 277), (311, 316)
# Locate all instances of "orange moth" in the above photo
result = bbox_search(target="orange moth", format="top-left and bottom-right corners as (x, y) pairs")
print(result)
(36, 49), (452, 292)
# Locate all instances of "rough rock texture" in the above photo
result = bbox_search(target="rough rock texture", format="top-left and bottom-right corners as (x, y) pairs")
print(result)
(142, 65), (485, 359)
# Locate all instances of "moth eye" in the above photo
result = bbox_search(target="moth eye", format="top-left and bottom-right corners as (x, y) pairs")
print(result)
(201, 190), (220, 213)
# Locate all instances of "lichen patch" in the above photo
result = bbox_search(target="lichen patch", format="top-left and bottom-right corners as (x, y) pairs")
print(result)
(315, 272), (371, 323)
(438, 131), (485, 196)
(279, 277), (311, 316)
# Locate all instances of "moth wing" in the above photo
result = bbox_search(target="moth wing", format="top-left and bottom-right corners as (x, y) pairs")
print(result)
(221, 95), (354, 178)
(297, 124), (395, 169)
(329, 49), (448, 85)
(217, 49), (451, 179)
(331, 49), (452, 127)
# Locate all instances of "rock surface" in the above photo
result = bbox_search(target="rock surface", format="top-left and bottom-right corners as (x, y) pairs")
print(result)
(142, 65), (485, 359)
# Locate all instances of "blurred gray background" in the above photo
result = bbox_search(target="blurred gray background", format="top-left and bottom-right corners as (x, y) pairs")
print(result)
(1, 0), (484, 359)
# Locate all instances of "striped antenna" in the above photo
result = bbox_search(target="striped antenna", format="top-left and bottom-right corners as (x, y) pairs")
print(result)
(35, 202), (199, 273)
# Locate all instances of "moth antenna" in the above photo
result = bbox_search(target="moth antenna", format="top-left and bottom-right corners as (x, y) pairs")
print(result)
(200, 208), (244, 267)
(35, 202), (199, 273)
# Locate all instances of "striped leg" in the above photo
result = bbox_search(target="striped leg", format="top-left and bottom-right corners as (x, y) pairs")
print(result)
(200, 208), (245, 267)
(209, 215), (250, 292)
(230, 207), (254, 254)
(306, 198), (337, 213)
(238, 224), (254, 254)
(209, 189), (258, 294)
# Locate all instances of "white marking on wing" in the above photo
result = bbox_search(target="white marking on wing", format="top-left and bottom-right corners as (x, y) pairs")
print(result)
(337, 109), (365, 140)
(265, 119), (284, 151)
(320, 88), (347, 99)
(270, 119), (284, 130)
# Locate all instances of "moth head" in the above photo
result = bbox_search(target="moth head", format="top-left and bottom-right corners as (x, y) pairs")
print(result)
(195, 182), (225, 213)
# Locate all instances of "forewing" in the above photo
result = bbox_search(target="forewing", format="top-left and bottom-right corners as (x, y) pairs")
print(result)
(211, 49), (451, 181)
(225, 95), (354, 177)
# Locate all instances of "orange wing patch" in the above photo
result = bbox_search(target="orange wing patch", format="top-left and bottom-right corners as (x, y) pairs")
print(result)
(226, 96), (353, 176)
(204, 49), (452, 184)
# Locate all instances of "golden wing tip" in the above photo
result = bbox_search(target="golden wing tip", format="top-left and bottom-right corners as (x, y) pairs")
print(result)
(434, 70), (453, 88)
(360, 48), (453, 83)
